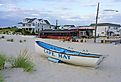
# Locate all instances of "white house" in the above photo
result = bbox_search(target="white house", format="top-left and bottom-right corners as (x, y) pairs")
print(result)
(90, 23), (121, 37)
(18, 18), (51, 33)
(119, 28), (121, 38)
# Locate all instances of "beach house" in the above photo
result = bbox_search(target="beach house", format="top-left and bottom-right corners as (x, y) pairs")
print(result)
(90, 23), (121, 37)
(18, 18), (51, 33)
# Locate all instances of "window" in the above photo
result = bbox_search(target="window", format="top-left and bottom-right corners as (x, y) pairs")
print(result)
(101, 32), (104, 34)
(33, 23), (35, 26)
(38, 23), (39, 27)
(28, 24), (31, 26)
(23, 24), (25, 26)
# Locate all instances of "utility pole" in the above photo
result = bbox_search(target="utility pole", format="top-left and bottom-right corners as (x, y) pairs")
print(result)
(55, 20), (58, 30)
(94, 2), (100, 43)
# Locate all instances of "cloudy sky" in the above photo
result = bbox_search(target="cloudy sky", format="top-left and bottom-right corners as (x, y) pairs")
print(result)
(0, 0), (121, 27)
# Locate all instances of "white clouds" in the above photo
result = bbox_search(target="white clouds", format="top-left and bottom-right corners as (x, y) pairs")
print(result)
(0, 0), (121, 26)
(0, 4), (4, 6)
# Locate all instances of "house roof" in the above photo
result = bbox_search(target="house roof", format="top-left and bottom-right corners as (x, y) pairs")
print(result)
(77, 26), (95, 30)
(18, 18), (50, 25)
(27, 18), (37, 23)
(63, 25), (75, 27)
(38, 19), (50, 25)
(40, 30), (77, 33)
(69, 27), (95, 30)
(90, 23), (121, 27)
(18, 22), (24, 24)
(78, 26), (90, 27)
(51, 25), (56, 27)
(44, 20), (50, 25)
(38, 19), (42, 21)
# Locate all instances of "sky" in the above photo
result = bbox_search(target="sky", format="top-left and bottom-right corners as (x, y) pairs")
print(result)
(0, 0), (121, 27)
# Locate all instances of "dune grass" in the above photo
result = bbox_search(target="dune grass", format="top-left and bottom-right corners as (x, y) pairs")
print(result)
(10, 49), (34, 72)
(0, 54), (6, 70)
(0, 74), (4, 82)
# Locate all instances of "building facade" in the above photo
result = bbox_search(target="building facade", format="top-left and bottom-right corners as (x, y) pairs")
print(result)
(90, 23), (121, 37)
(70, 26), (95, 38)
(18, 18), (51, 33)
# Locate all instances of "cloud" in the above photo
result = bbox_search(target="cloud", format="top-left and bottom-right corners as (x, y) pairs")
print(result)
(0, 3), (96, 26)
(0, 0), (121, 27)
(112, 0), (121, 2)
(61, 7), (70, 10)
(0, 0), (28, 4)
(97, 11), (121, 24)
(0, 4), (4, 6)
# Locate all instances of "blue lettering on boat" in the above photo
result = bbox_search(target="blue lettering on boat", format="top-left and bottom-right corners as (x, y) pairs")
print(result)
(48, 51), (51, 55)
(44, 49), (70, 59)
(52, 52), (55, 56)
(58, 54), (62, 58)
(58, 54), (70, 59)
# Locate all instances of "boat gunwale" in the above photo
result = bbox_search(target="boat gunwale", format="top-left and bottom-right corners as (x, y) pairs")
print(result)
(36, 41), (102, 58)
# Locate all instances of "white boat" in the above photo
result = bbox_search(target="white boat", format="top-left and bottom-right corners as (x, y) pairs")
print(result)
(35, 41), (104, 67)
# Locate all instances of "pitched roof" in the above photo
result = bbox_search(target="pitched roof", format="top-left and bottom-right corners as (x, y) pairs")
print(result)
(18, 22), (24, 24)
(44, 20), (50, 25)
(78, 26), (90, 27)
(38, 19), (50, 25)
(90, 23), (121, 27)
(27, 18), (37, 23)
(19, 18), (50, 25)
(38, 19), (42, 21)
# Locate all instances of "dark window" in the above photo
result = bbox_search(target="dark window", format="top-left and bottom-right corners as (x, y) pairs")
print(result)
(33, 23), (35, 26)
(23, 24), (25, 26)
(38, 23), (39, 27)
(28, 24), (31, 26)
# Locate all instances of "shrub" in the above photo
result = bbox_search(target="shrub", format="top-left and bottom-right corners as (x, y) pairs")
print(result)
(0, 54), (6, 70)
(7, 39), (14, 42)
(23, 40), (26, 42)
(10, 49), (34, 72)
(19, 40), (22, 43)
(1, 36), (4, 39)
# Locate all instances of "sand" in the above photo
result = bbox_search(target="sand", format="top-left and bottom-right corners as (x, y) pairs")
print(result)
(0, 34), (121, 82)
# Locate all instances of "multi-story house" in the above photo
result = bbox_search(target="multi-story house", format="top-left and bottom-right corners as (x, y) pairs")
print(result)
(18, 18), (51, 33)
(90, 23), (121, 37)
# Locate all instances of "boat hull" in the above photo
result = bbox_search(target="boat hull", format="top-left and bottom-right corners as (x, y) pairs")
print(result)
(35, 40), (104, 67)
(43, 49), (103, 67)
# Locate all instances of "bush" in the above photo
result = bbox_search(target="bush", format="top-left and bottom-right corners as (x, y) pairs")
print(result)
(23, 40), (26, 42)
(22, 29), (31, 35)
(10, 50), (34, 72)
(1, 36), (4, 39)
(7, 39), (14, 42)
(19, 40), (23, 43)
(0, 54), (6, 70)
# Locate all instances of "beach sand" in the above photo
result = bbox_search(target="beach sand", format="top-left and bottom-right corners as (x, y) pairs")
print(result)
(0, 35), (121, 82)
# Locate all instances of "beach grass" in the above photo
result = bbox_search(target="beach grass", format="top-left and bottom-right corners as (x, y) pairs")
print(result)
(10, 49), (34, 72)
(0, 54), (6, 70)
(0, 74), (4, 82)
